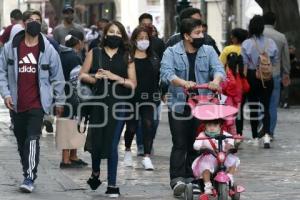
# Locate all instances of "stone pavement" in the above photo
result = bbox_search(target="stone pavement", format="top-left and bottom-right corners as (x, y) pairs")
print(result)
(0, 101), (300, 200)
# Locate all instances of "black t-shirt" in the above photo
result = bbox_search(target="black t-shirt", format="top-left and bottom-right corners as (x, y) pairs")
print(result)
(92, 48), (129, 97)
(187, 52), (197, 82)
(134, 57), (159, 102)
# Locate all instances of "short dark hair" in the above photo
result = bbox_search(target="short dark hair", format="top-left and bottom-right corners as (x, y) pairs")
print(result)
(179, 7), (201, 21)
(22, 9), (42, 22)
(202, 23), (207, 28)
(98, 18), (109, 23)
(180, 18), (202, 39)
(138, 13), (153, 23)
(231, 28), (248, 43)
(10, 9), (22, 20)
(263, 12), (276, 25)
(65, 29), (84, 47)
(248, 15), (264, 37)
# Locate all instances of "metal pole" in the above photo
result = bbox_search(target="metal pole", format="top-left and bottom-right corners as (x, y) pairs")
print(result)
(200, 0), (207, 22)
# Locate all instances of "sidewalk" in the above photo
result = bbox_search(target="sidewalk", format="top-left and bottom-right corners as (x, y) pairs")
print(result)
(0, 101), (300, 199)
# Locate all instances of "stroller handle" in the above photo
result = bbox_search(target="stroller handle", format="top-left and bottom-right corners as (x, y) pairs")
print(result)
(183, 83), (221, 95)
(196, 134), (244, 141)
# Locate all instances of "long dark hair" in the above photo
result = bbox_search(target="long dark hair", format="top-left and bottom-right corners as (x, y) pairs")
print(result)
(130, 25), (153, 58)
(227, 52), (245, 78)
(100, 20), (133, 63)
(248, 15), (264, 38)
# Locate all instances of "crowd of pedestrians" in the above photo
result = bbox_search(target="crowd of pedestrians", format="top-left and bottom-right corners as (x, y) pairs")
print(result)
(0, 4), (296, 199)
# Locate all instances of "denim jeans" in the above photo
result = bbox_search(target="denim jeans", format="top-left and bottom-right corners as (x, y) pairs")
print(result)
(92, 108), (125, 186)
(269, 75), (281, 136)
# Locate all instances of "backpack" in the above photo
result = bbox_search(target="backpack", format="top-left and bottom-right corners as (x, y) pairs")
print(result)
(253, 39), (273, 87)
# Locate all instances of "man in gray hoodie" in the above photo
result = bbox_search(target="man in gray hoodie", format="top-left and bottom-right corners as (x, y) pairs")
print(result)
(0, 10), (65, 193)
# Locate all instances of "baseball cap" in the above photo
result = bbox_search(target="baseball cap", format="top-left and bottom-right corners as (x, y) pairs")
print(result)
(62, 5), (74, 14)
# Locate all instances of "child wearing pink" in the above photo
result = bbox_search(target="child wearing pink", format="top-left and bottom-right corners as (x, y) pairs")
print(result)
(192, 131), (240, 179)
(190, 104), (240, 195)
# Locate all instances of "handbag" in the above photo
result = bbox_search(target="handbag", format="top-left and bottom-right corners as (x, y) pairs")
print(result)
(55, 118), (86, 150)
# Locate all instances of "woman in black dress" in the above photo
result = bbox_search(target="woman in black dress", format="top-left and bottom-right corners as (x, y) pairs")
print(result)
(79, 21), (136, 198)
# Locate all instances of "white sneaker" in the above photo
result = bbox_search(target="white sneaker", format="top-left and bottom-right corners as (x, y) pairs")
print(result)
(263, 134), (271, 149)
(123, 151), (133, 167)
(252, 138), (259, 146)
(142, 157), (154, 170)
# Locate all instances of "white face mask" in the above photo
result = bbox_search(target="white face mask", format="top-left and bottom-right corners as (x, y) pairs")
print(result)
(136, 39), (150, 51)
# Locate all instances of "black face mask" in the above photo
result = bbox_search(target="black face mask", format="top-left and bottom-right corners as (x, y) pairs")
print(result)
(290, 54), (296, 60)
(64, 15), (74, 23)
(104, 35), (122, 49)
(191, 37), (205, 49)
(26, 21), (41, 37)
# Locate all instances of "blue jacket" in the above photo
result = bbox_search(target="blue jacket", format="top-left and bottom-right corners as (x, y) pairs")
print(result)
(160, 41), (225, 114)
(0, 31), (65, 114)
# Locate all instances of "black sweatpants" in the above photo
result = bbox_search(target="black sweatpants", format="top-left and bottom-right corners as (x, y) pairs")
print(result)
(13, 108), (44, 181)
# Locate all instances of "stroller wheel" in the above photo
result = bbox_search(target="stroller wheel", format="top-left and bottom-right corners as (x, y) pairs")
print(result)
(185, 183), (194, 200)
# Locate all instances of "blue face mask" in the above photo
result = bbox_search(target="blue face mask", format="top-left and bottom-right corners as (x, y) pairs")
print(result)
(205, 129), (220, 138)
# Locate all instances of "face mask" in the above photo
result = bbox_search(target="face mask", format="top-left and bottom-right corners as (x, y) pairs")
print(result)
(205, 129), (220, 138)
(104, 35), (122, 49)
(64, 15), (74, 23)
(136, 40), (150, 51)
(26, 21), (41, 37)
(191, 37), (205, 49)
(290, 54), (295, 60)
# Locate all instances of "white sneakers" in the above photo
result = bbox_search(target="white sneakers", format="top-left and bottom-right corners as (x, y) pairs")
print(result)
(124, 151), (154, 170)
(142, 157), (154, 170)
(252, 138), (259, 146)
(123, 151), (133, 167)
(263, 134), (271, 149)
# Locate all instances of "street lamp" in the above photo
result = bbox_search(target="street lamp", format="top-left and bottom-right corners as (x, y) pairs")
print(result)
(175, 0), (192, 32)
(64, 0), (72, 6)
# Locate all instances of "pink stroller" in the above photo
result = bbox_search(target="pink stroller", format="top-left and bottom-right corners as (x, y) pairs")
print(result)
(183, 84), (245, 200)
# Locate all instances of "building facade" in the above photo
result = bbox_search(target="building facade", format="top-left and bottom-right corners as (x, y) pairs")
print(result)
(0, 0), (43, 28)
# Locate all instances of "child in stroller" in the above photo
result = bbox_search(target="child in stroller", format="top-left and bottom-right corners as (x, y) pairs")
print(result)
(185, 84), (244, 200)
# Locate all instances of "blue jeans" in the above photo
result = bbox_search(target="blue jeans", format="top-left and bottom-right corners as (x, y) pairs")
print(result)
(92, 111), (125, 186)
(269, 75), (281, 136)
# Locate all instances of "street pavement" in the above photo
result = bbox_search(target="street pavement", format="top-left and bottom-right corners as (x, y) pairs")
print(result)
(0, 101), (300, 200)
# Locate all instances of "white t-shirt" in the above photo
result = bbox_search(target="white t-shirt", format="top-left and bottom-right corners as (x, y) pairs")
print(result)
(193, 131), (235, 152)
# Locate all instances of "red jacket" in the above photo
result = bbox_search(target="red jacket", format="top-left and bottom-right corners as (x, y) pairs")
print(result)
(221, 68), (250, 108)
